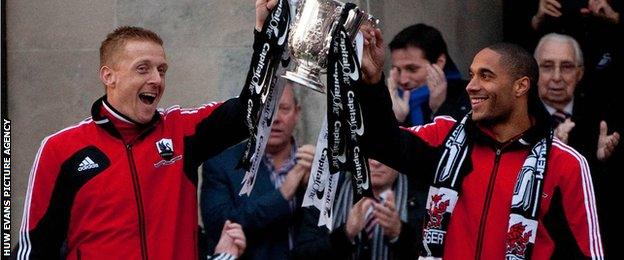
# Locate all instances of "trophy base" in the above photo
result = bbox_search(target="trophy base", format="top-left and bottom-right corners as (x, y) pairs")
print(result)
(282, 69), (325, 93)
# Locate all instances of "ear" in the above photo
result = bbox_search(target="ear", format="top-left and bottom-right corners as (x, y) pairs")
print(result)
(435, 53), (447, 68)
(99, 66), (115, 87)
(577, 65), (584, 81)
(514, 76), (530, 97)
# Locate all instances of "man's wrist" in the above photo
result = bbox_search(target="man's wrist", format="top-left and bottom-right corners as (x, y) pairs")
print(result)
(279, 182), (296, 200)
(344, 225), (357, 242)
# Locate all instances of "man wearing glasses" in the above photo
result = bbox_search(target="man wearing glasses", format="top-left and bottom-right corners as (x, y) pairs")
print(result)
(534, 32), (619, 162)
(534, 32), (620, 258)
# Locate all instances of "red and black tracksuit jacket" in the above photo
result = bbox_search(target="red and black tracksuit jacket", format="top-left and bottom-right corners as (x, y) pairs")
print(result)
(15, 96), (248, 260)
(356, 80), (604, 259)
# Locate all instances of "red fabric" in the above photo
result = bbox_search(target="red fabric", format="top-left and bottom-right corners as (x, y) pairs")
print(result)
(405, 116), (602, 259)
(22, 101), (223, 260)
(99, 104), (141, 142)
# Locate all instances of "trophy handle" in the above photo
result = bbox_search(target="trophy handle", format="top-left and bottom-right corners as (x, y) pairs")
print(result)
(282, 0), (379, 93)
(343, 9), (379, 42)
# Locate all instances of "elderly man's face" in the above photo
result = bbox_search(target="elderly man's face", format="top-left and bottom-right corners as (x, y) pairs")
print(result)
(535, 40), (583, 108)
(267, 86), (300, 149)
(103, 40), (168, 124)
(370, 159), (398, 191)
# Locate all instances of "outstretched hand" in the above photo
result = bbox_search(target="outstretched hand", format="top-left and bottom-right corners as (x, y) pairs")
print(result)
(360, 24), (384, 85)
(295, 144), (316, 187)
(596, 121), (620, 161)
(554, 118), (575, 144)
(280, 144), (316, 200)
(532, 0), (562, 29)
(372, 190), (402, 240)
(214, 220), (247, 258)
(345, 197), (374, 241)
(581, 0), (620, 24)
(388, 69), (410, 122)
(255, 0), (279, 31)
(426, 64), (448, 114)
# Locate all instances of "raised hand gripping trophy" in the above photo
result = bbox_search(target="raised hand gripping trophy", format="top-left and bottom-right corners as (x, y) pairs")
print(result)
(283, 0), (378, 92)
(294, 0), (379, 230)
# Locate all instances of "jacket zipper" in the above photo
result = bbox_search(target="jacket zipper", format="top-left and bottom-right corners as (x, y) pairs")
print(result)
(126, 144), (149, 260)
(475, 148), (502, 259)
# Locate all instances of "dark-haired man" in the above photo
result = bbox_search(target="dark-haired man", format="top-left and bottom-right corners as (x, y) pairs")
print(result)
(357, 25), (603, 259)
(387, 23), (469, 126)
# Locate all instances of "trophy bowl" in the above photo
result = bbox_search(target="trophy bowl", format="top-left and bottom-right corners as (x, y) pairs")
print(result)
(283, 0), (378, 93)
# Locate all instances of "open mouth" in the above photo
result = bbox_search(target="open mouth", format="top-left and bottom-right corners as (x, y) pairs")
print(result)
(471, 97), (487, 106)
(139, 93), (157, 105)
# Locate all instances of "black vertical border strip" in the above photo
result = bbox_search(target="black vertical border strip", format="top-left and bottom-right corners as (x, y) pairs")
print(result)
(1, 0), (6, 116)
(1, 0), (12, 257)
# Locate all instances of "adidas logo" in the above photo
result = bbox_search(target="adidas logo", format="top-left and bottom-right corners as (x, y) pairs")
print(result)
(78, 156), (99, 172)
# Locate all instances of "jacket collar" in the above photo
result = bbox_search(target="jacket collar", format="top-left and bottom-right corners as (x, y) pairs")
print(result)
(91, 96), (161, 142)
(466, 107), (552, 151)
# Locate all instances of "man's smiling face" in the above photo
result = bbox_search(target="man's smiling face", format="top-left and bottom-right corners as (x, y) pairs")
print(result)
(103, 40), (168, 124)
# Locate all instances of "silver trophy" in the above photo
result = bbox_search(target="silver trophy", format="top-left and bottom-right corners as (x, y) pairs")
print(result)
(283, 0), (378, 93)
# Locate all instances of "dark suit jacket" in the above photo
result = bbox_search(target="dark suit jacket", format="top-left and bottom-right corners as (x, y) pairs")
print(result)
(565, 89), (624, 258)
(201, 142), (301, 260)
(292, 174), (428, 260)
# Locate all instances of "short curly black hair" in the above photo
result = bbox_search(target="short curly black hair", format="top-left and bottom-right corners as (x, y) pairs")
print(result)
(389, 23), (449, 64)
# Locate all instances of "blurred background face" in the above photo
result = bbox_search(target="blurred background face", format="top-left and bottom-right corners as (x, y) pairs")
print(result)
(391, 46), (431, 90)
(369, 159), (399, 191)
(535, 40), (583, 108)
(267, 85), (300, 150)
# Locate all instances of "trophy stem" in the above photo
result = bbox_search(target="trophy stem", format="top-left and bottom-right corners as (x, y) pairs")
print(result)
(282, 63), (325, 93)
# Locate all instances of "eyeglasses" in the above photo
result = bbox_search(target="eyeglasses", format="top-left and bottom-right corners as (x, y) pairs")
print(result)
(538, 62), (580, 75)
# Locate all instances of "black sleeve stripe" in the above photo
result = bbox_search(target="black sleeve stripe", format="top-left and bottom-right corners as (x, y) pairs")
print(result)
(183, 97), (248, 184)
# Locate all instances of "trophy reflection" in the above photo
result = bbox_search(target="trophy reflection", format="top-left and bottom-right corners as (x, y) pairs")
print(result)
(283, 0), (378, 93)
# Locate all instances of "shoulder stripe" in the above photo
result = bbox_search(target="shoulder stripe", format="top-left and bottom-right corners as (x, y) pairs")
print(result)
(163, 105), (181, 114)
(180, 102), (220, 115)
(161, 103), (221, 116)
(405, 115), (455, 136)
(552, 141), (604, 259)
(433, 115), (456, 122)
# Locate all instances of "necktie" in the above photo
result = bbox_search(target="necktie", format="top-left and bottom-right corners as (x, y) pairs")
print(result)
(358, 207), (376, 259)
(364, 210), (376, 239)
(552, 109), (571, 126)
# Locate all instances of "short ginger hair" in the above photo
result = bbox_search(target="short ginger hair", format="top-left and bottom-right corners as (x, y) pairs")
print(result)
(99, 26), (163, 67)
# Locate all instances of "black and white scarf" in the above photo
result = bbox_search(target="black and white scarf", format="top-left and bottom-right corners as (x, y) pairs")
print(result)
(334, 173), (408, 260)
(301, 4), (369, 229)
(420, 112), (553, 260)
(326, 3), (373, 200)
(238, 0), (291, 195)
